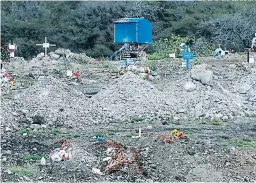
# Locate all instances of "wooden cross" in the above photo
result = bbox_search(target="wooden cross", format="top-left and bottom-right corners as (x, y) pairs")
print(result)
(36, 37), (56, 56)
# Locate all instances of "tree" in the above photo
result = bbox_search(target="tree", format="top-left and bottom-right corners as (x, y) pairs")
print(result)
(199, 7), (256, 50)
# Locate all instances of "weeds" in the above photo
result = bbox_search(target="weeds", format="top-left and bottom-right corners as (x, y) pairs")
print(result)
(24, 155), (47, 161)
(49, 129), (60, 136)
(211, 119), (221, 125)
(18, 129), (35, 135)
(9, 164), (38, 177)
(130, 116), (145, 122)
(233, 138), (256, 148)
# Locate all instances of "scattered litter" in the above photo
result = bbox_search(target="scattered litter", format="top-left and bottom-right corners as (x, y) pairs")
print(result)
(169, 53), (176, 58)
(50, 139), (72, 162)
(73, 72), (80, 78)
(97, 137), (106, 142)
(103, 157), (112, 161)
(40, 157), (46, 165)
(159, 135), (176, 144)
(106, 147), (113, 155)
(92, 167), (104, 175)
(66, 70), (72, 77)
(97, 140), (142, 173)
(147, 125), (153, 130)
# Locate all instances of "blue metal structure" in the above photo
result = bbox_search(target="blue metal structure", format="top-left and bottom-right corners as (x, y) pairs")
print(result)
(114, 17), (152, 44)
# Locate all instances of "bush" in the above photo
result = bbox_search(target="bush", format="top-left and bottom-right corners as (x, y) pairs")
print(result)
(148, 35), (195, 60)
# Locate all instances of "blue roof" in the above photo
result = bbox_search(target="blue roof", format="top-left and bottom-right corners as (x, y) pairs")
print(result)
(115, 17), (145, 23)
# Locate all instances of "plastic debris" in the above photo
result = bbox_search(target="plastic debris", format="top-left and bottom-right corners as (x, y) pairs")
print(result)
(106, 147), (113, 155)
(97, 137), (106, 142)
(103, 157), (112, 162)
(159, 135), (175, 144)
(97, 140), (142, 173)
(66, 70), (72, 77)
(50, 139), (72, 162)
(73, 72), (80, 78)
(92, 167), (104, 175)
(40, 157), (46, 165)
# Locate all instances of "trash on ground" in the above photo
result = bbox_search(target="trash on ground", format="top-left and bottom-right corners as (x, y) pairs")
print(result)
(103, 157), (112, 162)
(92, 167), (104, 175)
(40, 157), (46, 165)
(66, 70), (72, 77)
(50, 139), (72, 162)
(159, 135), (176, 144)
(97, 140), (142, 173)
(73, 72), (80, 78)
(97, 137), (106, 142)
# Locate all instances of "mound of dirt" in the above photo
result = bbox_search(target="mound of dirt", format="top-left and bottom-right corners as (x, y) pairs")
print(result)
(89, 71), (166, 120)
(2, 76), (94, 129)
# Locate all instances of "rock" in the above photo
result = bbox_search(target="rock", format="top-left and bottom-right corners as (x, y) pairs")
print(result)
(151, 71), (158, 76)
(173, 116), (180, 121)
(225, 162), (231, 167)
(195, 102), (204, 117)
(191, 68), (213, 86)
(19, 109), (29, 115)
(184, 81), (196, 91)
(49, 52), (60, 60)
(7, 170), (12, 175)
(248, 89), (256, 97)
(147, 75), (154, 81)
(2, 157), (7, 162)
(238, 84), (251, 94)
(186, 164), (223, 182)
(215, 113), (223, 119)
(41, 124), (47, 128)
(33, 115), (45, 124)
(139, 73), (147, 79)
(5, 127), (11, 132)
(175, 175), (186, 181)
(55, 48), (71, 57)
(230, 146), (236, 154)
(70, 82), (79, 86)
(5, 150), (12, 155)
(37, 53), (45, 60)
(222, 115), (229, 121)
(30, 124), (41, 130)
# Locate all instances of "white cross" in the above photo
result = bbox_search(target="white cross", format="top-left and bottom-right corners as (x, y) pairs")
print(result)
(36, 37), (56, 56)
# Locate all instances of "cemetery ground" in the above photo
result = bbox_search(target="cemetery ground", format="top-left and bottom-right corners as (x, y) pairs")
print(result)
(1, 50), (256, 182)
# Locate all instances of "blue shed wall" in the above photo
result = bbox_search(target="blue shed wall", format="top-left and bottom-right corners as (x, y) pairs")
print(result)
(138, 19), (152, 44)
(114, 23), (137, 43)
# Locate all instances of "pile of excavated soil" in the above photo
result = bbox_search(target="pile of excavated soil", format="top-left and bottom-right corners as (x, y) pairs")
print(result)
(89, 72), (167, 121)
(1, 76), (95, 129)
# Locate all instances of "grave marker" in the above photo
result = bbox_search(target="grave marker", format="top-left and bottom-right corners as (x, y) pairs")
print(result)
(181, 45), (194, 71)
(36, 37), (56, 56)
